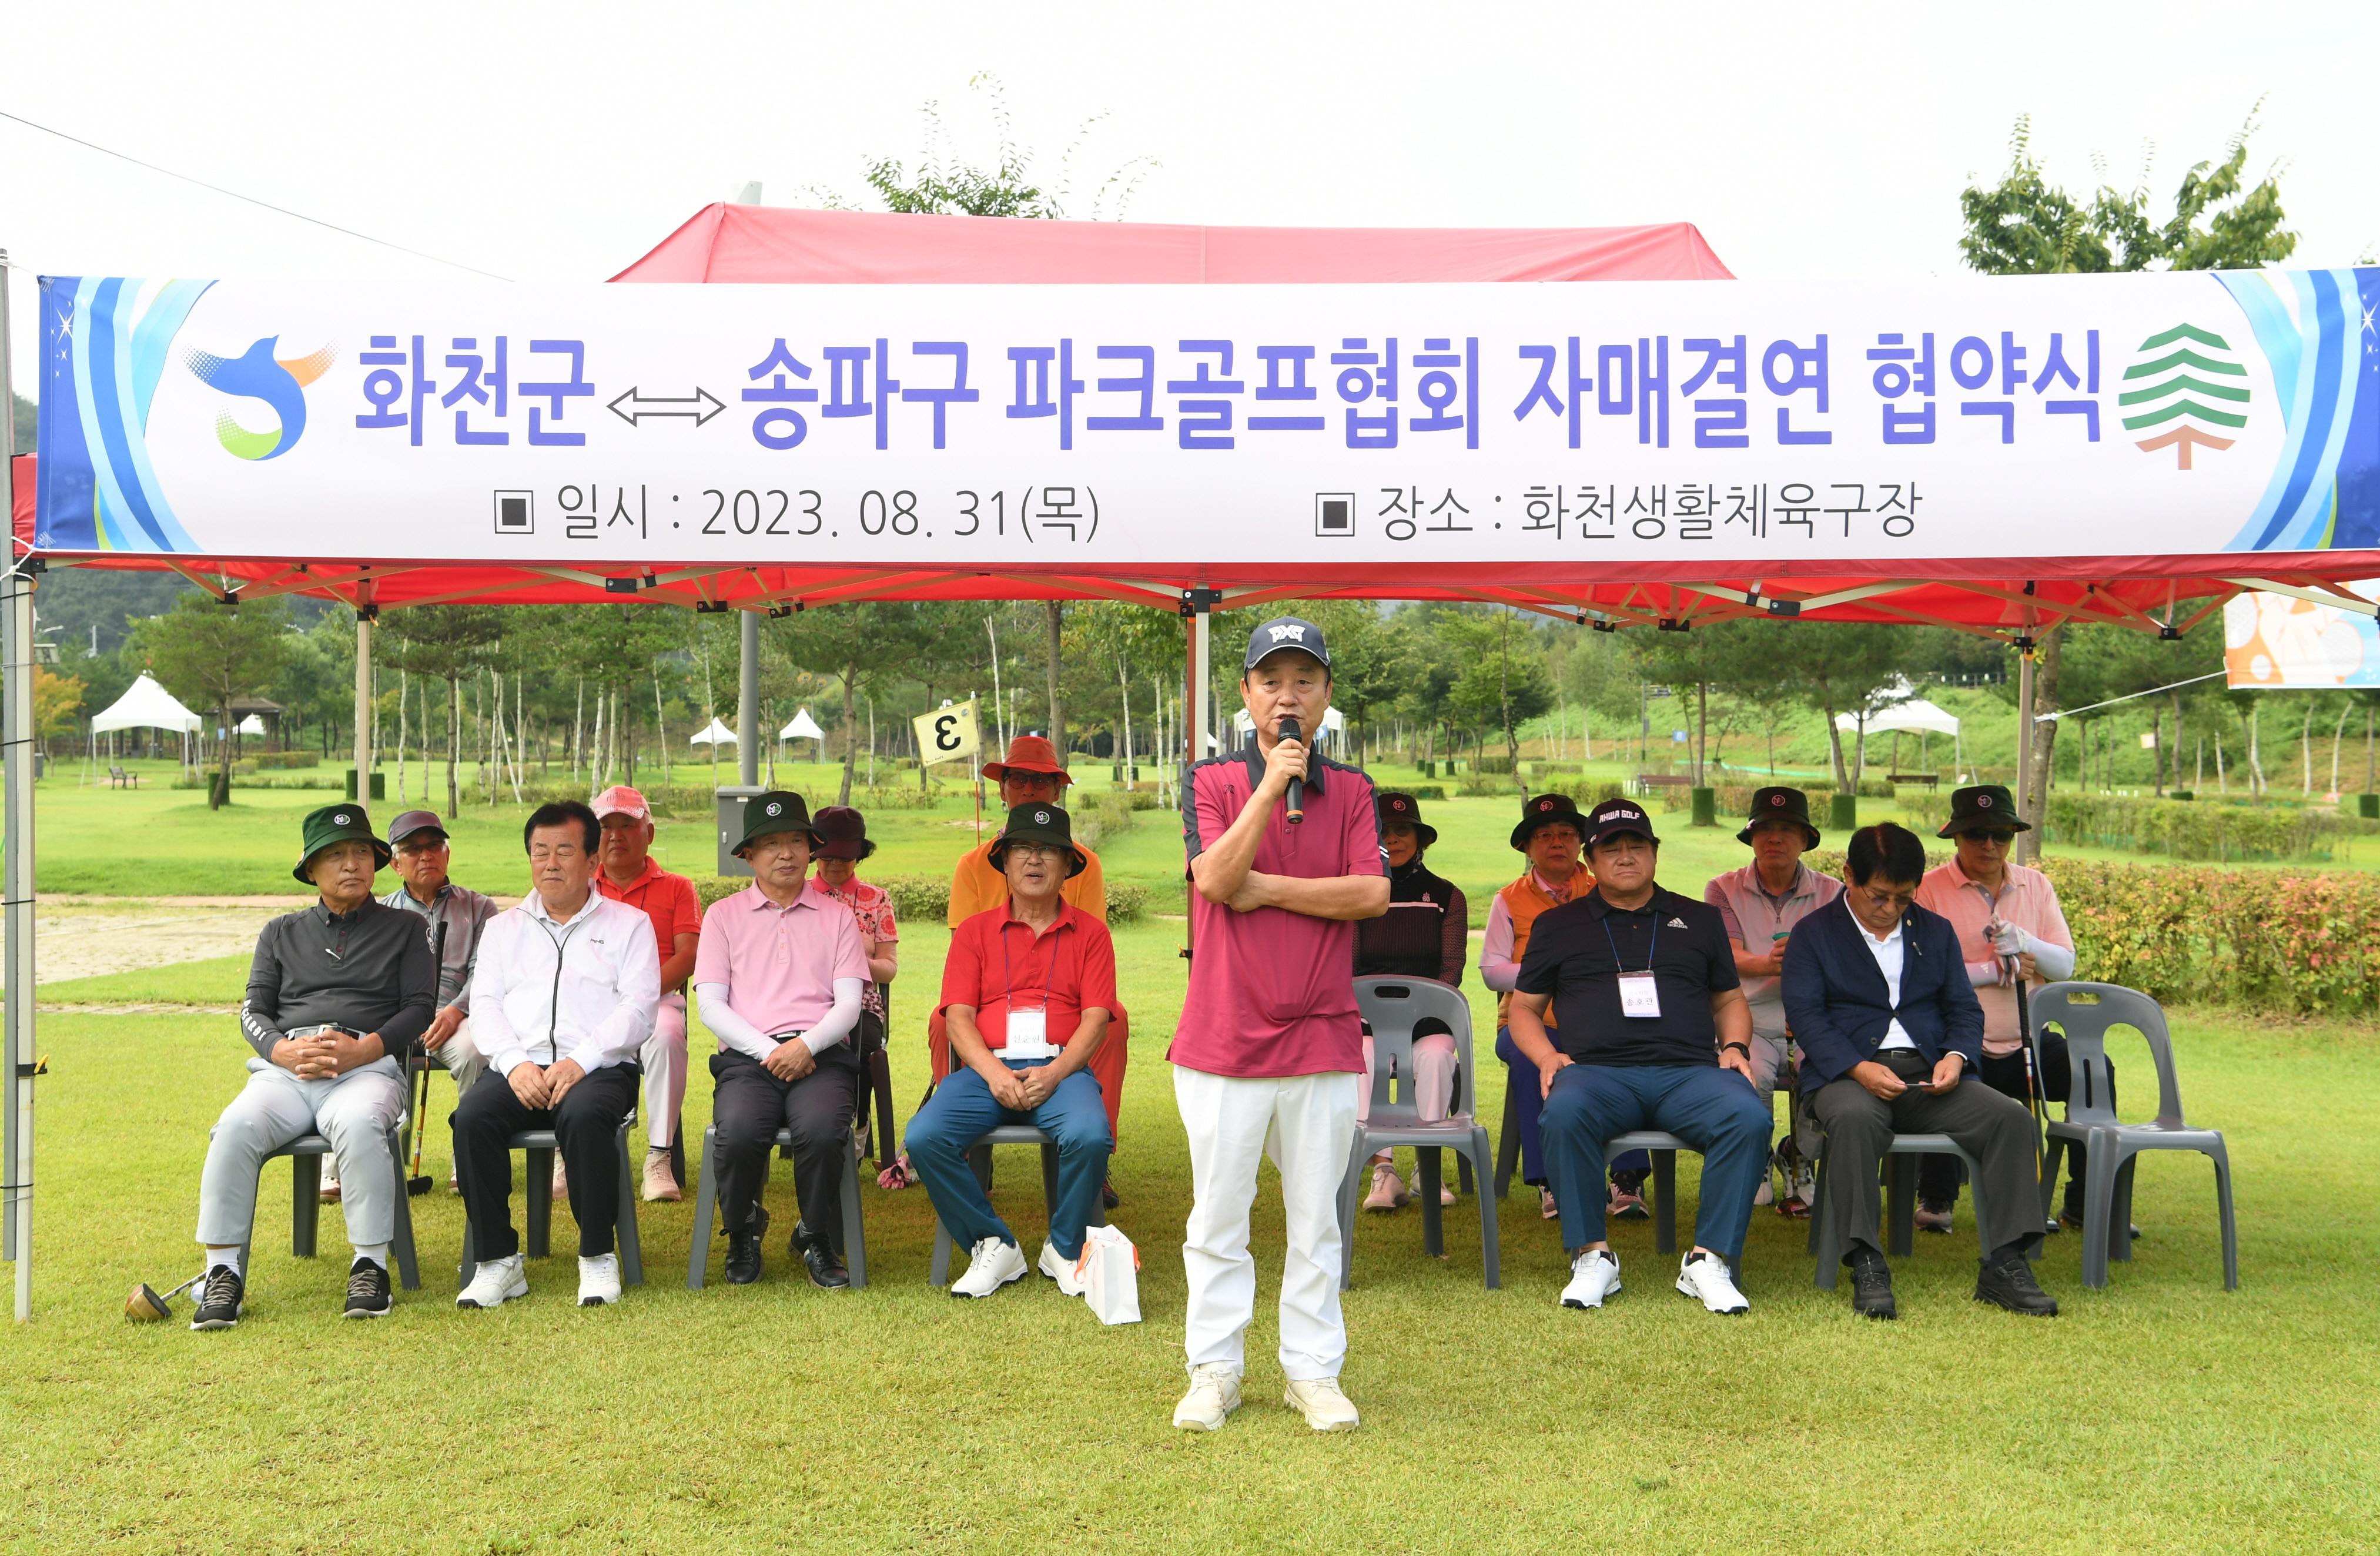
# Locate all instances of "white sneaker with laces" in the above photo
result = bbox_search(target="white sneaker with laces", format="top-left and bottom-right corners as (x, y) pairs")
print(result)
(1173, 1364), (1243, 1431)
(577, 1253), (622, 1307)
(950, 1236), (1027, 1298)
(1283, 1376), (1360, 1432)
(1361, 1162), (1408, 1213)
(456, 1252), (528, 1309)
(640, 1151), (681, 1203)
(1037, 1240), (1087, 1296)
(1675, 1251), (1750, 1314)
(1560, 1248), (1622, 1309)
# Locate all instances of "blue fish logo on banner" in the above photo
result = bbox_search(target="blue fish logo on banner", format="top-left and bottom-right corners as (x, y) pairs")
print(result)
(183, 336), (337, 461)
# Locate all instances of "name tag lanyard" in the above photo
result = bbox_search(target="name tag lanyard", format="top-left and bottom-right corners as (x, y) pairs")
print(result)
(1603, 912), (1662, 1019)
(999, 919), (1066, 1059)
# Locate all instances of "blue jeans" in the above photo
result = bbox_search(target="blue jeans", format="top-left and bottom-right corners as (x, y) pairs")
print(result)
(1496, 1027), (1651, 1188)
(1540, 1063), (1773, 1258)
(906, 1059), (1112, 1259)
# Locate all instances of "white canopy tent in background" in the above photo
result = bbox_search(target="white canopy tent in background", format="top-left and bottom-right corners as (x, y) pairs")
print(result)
(779, 708), (827, 761)
(233, 714), (266, 737)
(86, 672), (201, 778)
(688, 717), (737, 746)
(1835, 684), (1967, 782)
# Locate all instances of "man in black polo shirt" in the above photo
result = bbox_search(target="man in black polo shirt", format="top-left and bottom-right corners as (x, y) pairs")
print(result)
(1508, 798), (1770, 1315)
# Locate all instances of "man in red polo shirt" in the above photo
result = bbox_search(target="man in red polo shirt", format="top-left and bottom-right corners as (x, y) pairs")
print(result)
(592, 786), (704, 1203)
(908, 803), (1116, 1300)
(1171, 616), (1387, 1436)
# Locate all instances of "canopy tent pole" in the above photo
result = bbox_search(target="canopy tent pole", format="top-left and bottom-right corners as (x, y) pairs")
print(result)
(2, 245), (35, 1320)
(2014, 627), (2038, 866)
(353, 608), (373, 802)
(737, 608), (759, 787)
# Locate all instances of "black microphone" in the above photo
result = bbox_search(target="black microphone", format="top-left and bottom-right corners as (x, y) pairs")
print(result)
(1279, 715), (1304, 825)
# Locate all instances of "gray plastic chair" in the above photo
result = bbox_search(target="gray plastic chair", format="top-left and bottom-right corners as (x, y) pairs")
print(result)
(925, 1123), (1108, 1287)
(1601, 1130), (1742, 1283)
(1806, 1130), (1990, 1289)
(2030, 982), (2237, 1291)
(241, 1124), (423, 1291)
(1339, 977), (1500, 1290)
(685, 1119), (869, 1290)
(459, 1110), (643, 1290)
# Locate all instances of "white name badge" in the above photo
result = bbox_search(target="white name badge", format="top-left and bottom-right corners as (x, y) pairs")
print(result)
(1004, 1005), (1055, 1059)
(1618, 972), (1663, 1019)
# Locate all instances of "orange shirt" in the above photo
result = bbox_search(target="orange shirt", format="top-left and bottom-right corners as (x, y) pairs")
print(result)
(946, 838), (1107, 928)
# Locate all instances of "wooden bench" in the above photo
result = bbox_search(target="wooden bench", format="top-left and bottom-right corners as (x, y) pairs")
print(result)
(1633, 773), (1695, 795)
(1885, 772), (1939, 790)
(108, 765), (140, 789)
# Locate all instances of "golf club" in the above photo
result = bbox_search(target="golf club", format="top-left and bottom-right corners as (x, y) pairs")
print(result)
(406, 921), (448, 1196)
(123, 1269), (206, 1323)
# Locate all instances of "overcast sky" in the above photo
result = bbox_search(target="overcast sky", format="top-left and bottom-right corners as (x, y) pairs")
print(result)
(5, 0), (2375, 393)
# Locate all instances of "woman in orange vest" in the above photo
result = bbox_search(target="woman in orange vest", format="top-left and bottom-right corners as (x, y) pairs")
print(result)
(1482, 794), (1592, 1222)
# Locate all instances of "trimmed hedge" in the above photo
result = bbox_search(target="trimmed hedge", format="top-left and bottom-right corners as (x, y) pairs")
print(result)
(1802, 847), (2378, 1017)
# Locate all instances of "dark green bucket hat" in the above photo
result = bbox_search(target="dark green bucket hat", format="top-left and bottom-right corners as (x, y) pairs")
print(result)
(1738, 785), (1820, 848)
(292, 804), (391, 884)
(987, 802), (1087, 878)
(1939, 784), (2030, 838)
(733, 790), (822, 856)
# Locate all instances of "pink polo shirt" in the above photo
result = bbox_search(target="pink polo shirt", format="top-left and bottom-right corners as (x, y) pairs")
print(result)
(1914, 856), (2073, 1057)
(691, 882), (868, 1041)
(1169, 744), (1383, 1078)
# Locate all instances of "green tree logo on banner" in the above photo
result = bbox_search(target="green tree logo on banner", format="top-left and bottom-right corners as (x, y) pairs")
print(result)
(2121, 322), (2250, 469)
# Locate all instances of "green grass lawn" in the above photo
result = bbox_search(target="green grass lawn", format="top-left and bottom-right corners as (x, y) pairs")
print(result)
(4, 909), (2376, 1552)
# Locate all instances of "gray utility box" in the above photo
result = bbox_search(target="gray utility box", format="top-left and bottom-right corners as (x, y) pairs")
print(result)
(715, 787), (764, 877)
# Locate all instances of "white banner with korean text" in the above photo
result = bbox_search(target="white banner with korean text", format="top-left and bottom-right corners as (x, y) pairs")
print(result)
(35, 269), (2380, 567)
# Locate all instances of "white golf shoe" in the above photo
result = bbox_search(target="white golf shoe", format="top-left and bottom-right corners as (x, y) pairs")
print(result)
(1675, 1251), (1750, 1314)
(1038, 1240), (1087, 1297)
(456, 1252), (528, 1309)
(1560, 1248), (1622, 1309)
(1173, 1364), (1242, 1431)
(577, 1253), (622, 1307)
(950, 1237), (1027, 1298)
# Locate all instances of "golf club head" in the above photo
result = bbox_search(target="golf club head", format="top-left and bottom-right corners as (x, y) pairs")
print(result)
(407, 1175), (434, 1197)
(125, 1283), (173, 1322)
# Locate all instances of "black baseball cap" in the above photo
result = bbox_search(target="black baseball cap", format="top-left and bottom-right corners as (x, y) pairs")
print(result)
(1581, 797), (1659, 849)
(1244, 616), (1330, 671)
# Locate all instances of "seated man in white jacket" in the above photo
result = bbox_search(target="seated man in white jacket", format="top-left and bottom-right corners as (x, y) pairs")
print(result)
(454, 800), (659, 1310)
(694, 791), (869, 1289)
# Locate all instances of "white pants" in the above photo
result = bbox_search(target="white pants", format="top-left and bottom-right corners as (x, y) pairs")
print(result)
(1176, 1065), (1359, 1383)
(1357, 1032), (1457, 1125)
(196, 1056), (408, 1249)
(641, 993), (688, 1150)
(427, 1016), (484, 1095)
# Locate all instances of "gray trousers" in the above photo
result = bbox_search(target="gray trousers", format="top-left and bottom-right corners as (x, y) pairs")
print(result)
(428, 1017), (486, 1094)
(196, 1056), (408, 1249)
(1807, 1054), (2043, 1260)
(1745, 1032), (1820, 1165)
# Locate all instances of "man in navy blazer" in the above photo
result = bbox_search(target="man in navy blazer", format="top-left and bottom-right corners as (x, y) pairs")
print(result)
(1782, 822), (2057, 1320)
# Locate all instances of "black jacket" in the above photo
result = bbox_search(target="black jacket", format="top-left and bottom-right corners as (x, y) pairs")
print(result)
(1780, 895), (1983, 1093)
(240, 900), (436, 1060)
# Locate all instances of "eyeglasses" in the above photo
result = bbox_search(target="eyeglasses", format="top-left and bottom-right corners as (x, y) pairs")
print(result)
(1855, 886), (1917, 912)
(1964, 829), (2017, 846)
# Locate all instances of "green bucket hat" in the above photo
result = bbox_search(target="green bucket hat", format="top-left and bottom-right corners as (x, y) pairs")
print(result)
(734, 791), (822, 857)
(986, 802), (1087, 878)
(1939, 784), (2030, 838)
(1737, 785), (1820, 848)
(292, 804), (391, 884)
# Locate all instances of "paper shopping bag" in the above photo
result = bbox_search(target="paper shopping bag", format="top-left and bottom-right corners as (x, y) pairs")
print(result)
(1074, 1223), (1142, 1326)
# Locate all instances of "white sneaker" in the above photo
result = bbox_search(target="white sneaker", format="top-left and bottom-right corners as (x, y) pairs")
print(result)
(456, 1252), (528, 1309)
(950, 1236), (1027, 1298)
(1283, 1376), (1360, 1432)
(1560, 1248), (1622, 1309)
(1038, 1240), (1087, 1297)
(577, 1253), (622, 1307)
(1173, 1364), (1242, 1431)
(640, 1151), (681, 1204)
(1675, 1251), (1750, 1314)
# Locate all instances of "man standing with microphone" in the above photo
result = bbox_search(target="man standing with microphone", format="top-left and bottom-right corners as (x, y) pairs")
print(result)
(1172, 617), (1387, 1434)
